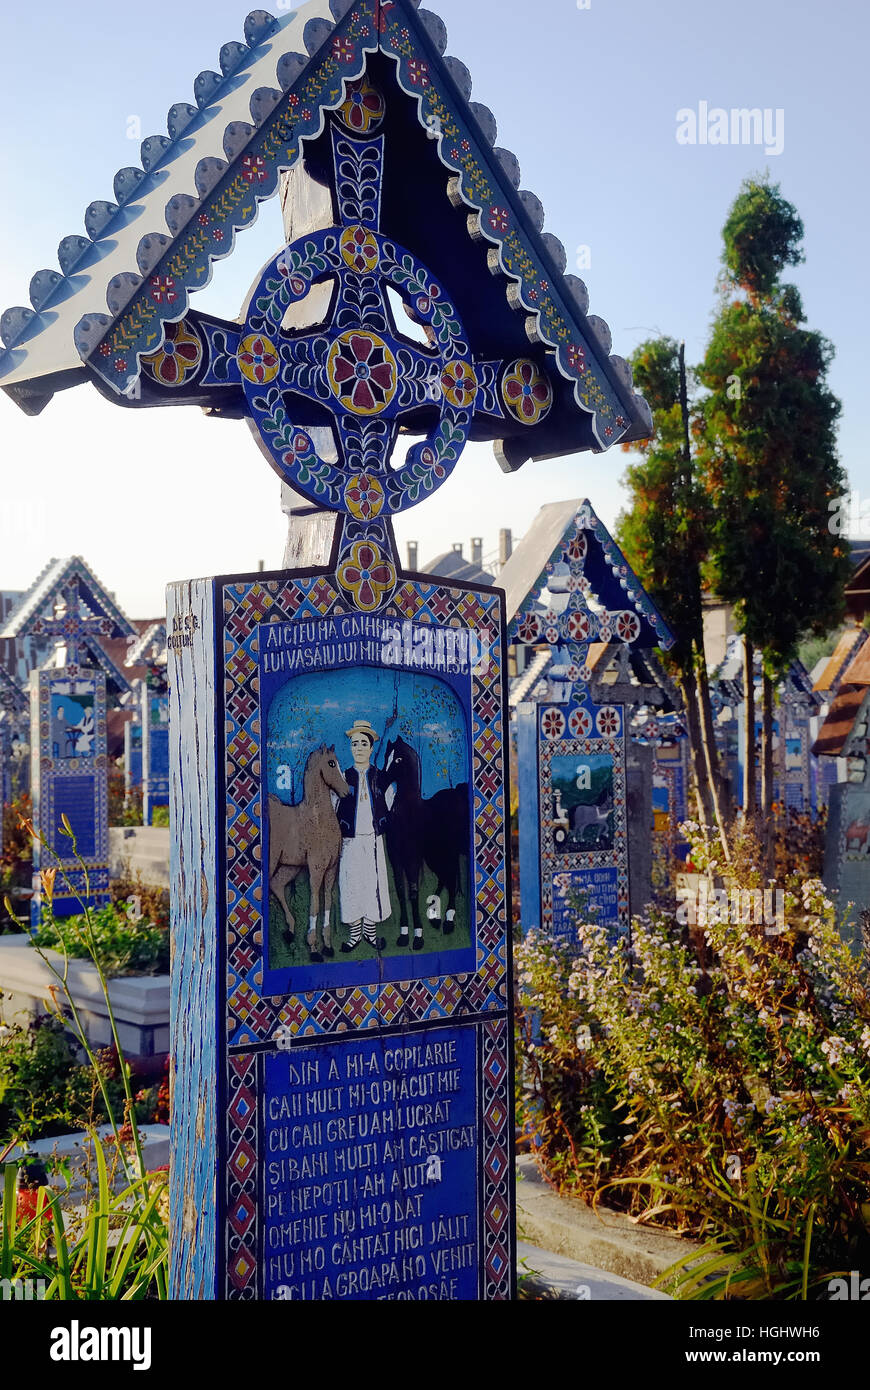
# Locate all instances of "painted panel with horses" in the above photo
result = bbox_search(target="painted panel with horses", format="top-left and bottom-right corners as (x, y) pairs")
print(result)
(260, 613), (476, 993)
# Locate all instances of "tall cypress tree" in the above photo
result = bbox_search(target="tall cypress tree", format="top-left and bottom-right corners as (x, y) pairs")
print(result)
(617, 338), (730, 855)
(697, 177), (850, 846)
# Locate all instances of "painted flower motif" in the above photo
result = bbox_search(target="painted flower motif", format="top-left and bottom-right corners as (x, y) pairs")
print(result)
(238, 333), (280, 385)
(411, 284), (440, 319)
(461, 139), (470, 152)
(212, 228), (224, 242)
(541, 707), (566, 741)
(489, 206), (509, 233)
(149, 276), (178, 305)
(340, 224), (380, 274)
(337, 541), (396, 612)
(544, 625), (559, 644)
(516, 613), (542, 644)
(566, 344), (586, 373)
(338, 77), (385, 133)
(114, 357), (127, 372)
(596, 706), (621, 738)
(565, 610), (591, 643)
(408, 441), (446, 481)
(282, 431), (314, 468)
(333, 35), (355, 63)
(569, 709), (593, 738)
(407, 58), (430, 87)
(615, 610), (641, 643)
(615, 414), (626, 427)
(605, 425), (614, 438)
(502, 359), (553, 426)
(565, 533), (587, 563)
(141, 319), (203, 388)
(241, 155), (268, 184)
(440, 360), (478, 410)
(198, 213), (210, 227)
(98, 343), (111, 357)
(344, 472), (385, 521)
(327, 332), (397, 415)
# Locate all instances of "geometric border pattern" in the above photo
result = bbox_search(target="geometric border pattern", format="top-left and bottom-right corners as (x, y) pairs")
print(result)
(538, 732), (629, 939)
(220, 568), (512, 1299)
(32, 665), (110, 914)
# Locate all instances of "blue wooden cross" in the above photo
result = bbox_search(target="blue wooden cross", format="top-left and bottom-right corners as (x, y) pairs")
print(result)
(196, 123), (551, 523)
(28, 580), (115, 676)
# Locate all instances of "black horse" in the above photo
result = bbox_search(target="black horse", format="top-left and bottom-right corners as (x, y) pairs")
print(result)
(383, 736), (469, 949)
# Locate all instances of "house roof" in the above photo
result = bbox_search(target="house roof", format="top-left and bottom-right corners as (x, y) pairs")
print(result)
(812, 685), (867, 758)
(0, 0), (653, 461)
(813, 628), (866, 693)
(423, 552), (494, 589)
(840, 640), (870, 688)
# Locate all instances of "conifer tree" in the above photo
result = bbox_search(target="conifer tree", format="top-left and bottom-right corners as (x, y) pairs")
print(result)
(617, 338), (730, 855)
(697, 176), (850, 845)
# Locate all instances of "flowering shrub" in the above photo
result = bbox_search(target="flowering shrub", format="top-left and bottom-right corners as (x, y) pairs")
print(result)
(32, 903), (169, 977)
(516, 822), (870, 1297)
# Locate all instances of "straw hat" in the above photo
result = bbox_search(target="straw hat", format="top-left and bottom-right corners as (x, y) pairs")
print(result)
(345, 719), (379, 742)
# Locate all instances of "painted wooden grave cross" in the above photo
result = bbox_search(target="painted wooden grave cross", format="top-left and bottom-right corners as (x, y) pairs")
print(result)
(0, 0), (657, 1301)
(0, 559), (136, 921)
(501, 499), (673, 945)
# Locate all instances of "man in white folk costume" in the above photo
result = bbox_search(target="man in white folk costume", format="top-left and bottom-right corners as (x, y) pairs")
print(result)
(336, 720), (394, 952)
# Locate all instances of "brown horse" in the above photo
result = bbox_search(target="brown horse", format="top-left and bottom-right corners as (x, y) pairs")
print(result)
(269, 745), (349, 962)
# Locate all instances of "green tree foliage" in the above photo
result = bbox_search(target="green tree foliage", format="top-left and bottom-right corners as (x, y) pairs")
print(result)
(720, 177), (804, 302)
(698, 175), (849, 841)
(618, 337), (709, 669)
(699, 277), (849, 671)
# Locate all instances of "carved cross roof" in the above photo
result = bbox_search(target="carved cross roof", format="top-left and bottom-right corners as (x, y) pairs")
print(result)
(0, 0), (652, 471)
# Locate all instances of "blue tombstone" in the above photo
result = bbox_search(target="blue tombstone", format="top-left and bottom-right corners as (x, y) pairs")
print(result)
(501, 499), (673, 944)
(125, 623), (170, 826)
(0, 559), (136, 922)
(1, 0), (657, 1300)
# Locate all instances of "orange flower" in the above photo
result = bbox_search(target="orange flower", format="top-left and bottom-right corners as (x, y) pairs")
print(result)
(40, 867), (57, 903)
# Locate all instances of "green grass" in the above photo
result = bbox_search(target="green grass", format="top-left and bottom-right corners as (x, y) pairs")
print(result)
(268, 853), (471, 969)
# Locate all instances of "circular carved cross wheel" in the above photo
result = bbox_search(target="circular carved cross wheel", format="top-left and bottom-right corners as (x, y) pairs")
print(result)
(239, 226), (476, 516)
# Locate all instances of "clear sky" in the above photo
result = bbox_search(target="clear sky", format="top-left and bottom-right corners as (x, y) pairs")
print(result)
(0, 0), (866, 616)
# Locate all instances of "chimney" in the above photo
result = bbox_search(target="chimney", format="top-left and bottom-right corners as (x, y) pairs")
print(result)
(499, 528), (513, 566)
(471, 537), (483, 567)
(406, 541), (418, 571)
(452, 542), (463, 556)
